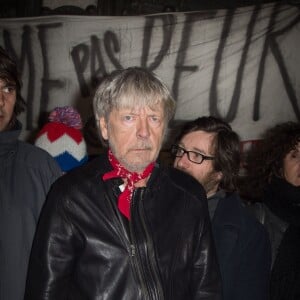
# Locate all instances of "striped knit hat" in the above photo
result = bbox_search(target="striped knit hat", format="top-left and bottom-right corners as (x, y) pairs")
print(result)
(35, 106), (88, 172)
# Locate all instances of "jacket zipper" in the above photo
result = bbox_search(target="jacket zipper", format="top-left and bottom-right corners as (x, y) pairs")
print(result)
(130, 188), (164, 300)
(129, 191), (149, 298)
(103, 181), (163, 299)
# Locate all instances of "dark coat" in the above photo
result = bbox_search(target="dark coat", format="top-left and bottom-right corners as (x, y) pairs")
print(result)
(0, 122), (61, 300)
(247, 201), (288, 267)
(212, 192), (271, 300)
(249, 177), (300, 300)
(25, 155), (222, 300)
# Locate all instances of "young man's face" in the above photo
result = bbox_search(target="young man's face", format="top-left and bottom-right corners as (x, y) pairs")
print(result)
(0, 79), (16, 132)
(99, 104), (165, 173)
(283, 142), (300, 187)
(174, 130), (222, 197)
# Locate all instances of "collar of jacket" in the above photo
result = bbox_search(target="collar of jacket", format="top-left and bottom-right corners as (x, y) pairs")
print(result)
(0, 119), (22, 157)
(212, 192), (242, 228)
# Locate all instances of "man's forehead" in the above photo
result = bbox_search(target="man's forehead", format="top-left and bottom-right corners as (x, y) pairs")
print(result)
(180, 130), (216, 152)
(0, 78), (7, 85)
(182, 130), (215, 142)
(292, 143), (300, 152)
(114, 104), (164, 114)
(0, 78), (15, 86)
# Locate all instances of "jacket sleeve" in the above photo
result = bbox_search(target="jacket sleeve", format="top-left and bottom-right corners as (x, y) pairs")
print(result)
(191, 207), (223, 300)
(234, 220), (271, 300)
(24, 181), (83, 300)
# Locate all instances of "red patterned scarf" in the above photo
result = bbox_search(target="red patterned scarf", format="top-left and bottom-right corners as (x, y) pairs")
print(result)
(102, 149), (155, 220)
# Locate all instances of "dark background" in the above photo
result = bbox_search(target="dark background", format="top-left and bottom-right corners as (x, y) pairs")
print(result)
(0, 0), (298, 18)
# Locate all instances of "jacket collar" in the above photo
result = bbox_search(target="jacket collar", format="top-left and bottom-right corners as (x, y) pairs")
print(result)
(212, 191), (242, 228)
(0, 119), (22, 156)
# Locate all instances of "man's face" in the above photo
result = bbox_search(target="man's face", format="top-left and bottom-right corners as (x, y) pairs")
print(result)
(99, 104), (165, 173)
(283, 142), (300, 187)
(174, 130), (222, 197)
(0, 79), (16, 132)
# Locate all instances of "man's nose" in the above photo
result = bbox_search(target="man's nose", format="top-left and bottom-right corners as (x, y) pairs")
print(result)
(175, 153), (190, 169)
(137, 118), (150, 139)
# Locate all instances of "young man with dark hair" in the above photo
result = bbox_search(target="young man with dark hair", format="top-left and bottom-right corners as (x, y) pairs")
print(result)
(0, 46), (61, 300)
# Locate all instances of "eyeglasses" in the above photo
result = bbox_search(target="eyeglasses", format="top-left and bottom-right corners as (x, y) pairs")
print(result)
(171, 144), (214, 165)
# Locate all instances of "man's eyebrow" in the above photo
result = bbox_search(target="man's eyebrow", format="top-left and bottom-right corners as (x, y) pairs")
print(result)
(178, 142), (206, 154)
(191, 147), (208, 155)
(148, 113), (162, 117)
(0, 82), (16, 87)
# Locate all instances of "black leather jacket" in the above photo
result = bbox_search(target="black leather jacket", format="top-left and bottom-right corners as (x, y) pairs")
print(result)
(25, 155), (222, 300)
(247, 201), (288, 267)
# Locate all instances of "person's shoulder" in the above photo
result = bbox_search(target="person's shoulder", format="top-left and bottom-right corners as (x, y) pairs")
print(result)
(52, 155), (104, 188)
(243, 201), (267, 224)
(233, 194), (269, 235)
(18, 140), (49, 157)
(46, 156), (106, 209)
(16, 140), (61, 171)
(162, 166), (207, 201)
(221, 193), (266, 228)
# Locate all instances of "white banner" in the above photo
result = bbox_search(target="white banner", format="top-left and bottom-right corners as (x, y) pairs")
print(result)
(0, 2), (299, 141)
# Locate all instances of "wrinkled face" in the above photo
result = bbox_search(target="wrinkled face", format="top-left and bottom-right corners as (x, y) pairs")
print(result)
(0, 79), (16, 132)
(174, 130), (222, 197)
(283, 142), (300, 187)
(99, 104), (165, 173)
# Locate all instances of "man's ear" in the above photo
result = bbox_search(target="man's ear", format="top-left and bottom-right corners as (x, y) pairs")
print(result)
(216, 171), (223, 182)
(99, 117), (108, 140)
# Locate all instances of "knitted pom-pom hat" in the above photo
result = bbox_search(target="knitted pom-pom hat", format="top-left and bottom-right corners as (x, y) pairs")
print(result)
(35, 106), (88, 172)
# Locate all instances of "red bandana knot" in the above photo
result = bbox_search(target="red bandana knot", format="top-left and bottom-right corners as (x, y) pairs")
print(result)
(102, 149), (154, 219)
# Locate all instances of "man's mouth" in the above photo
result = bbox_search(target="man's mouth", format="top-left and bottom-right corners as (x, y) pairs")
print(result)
(132, 148), (151, 151)
(130, 144), (152, 151)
